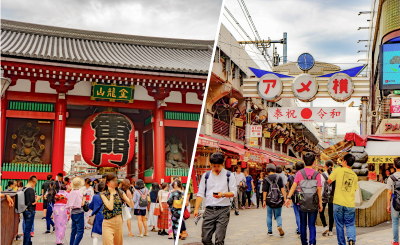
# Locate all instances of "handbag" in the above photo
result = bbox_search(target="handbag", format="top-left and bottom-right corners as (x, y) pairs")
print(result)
(183, 207), (190, 220)
(88, 203), (103, 226)
(153, 196), (161, 216)
(83, 202), (89, 212)
(122, 203), (132, 221)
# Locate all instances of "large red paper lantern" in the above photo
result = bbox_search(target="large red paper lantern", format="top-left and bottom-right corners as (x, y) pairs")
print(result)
(81, 112), (135, 168)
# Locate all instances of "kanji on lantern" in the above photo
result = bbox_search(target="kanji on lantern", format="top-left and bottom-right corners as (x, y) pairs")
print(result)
(330, 109), (341, 118)
(317, 109), (327, 119)
(273, 108), (284, 119)
(286, 109), (297, 118)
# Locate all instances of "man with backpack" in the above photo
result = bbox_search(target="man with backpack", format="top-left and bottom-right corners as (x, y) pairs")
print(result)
(262, 163), (286, 237)
(233, 165), (245, 215)
(19, 175), (41, 245)
(328, 153), (358, 245)
(386, 157), (400, 245)
(194, 152), (237, 245)
(285, 152), (323, 245)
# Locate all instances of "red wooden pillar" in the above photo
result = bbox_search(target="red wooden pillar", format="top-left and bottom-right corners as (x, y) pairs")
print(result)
(51, 93), (67, 176)
(138, 127), (145, 180)
(153, 103), (165, 184)
(0, 92), (8, 165)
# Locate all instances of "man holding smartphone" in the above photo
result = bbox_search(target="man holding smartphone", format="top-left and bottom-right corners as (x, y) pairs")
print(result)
(194, 152), (237, 245)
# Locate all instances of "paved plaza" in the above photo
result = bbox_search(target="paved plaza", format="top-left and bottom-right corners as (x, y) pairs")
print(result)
(181, 205), (394, 245)
(13, 214), (177, 245)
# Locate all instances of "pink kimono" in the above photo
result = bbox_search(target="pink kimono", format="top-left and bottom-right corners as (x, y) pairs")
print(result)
(54, 190), (69, 244)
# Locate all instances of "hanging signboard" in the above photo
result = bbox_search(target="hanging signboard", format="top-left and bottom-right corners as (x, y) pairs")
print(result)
(250, 125), (262, 137)
(91, 82), (135, 103)
(257, 74), (283, 102)
(268, 107), (346, 123)
(391, 98), (400, 117)
(198, 138), (219, 148)
(249, 137), (258, 146)
(243, 151), (262, 163)
(292, 74), (318, 102)
(327, 73), (354, 102)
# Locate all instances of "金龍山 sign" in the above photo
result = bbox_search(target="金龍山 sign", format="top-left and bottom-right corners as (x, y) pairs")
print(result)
(268, 107), (346, 123)
(91, 82), (135, 103)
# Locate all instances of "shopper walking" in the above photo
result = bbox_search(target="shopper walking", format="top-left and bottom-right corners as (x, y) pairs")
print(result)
(132, 179), (149, 238)
(387, 157), (400, 245)
(286, 152), (323, 245)
(243, 169), (254, 208)
(66, 177), (85, 245)
(100, 173), (133, 245)
(233, 165), (245, 215)
(320, 160), (335, 236)
(157, 182), (170, 236)
(54, 185), (69, 245)
(256, 172), (264, 208)
(22, 175), (41, 245)
(263, 164), (286, 237)
(148, 182), (160, 232)
(194, 152), (237, 245)
(120, 179), (134, 237)
(88, 182), (105, 245)
(81, 178), (94, 229)
(41, 174), (52, 220)
(328, 153), (358, 245)
(44, 181), (56, 234)
(167, 179), (184, 241)
(288, 162), (303, 235)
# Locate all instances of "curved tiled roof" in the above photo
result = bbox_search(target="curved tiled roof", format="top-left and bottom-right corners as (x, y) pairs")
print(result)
(1, 19), (213, 74)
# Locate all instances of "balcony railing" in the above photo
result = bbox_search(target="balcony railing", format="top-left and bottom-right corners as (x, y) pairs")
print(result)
(165, 168), (189, 176)
(213, 118), (229, 138)
(236, 127), (245, 142)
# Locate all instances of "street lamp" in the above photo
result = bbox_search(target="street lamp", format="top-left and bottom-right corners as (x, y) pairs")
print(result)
(1, 68), (11, 98)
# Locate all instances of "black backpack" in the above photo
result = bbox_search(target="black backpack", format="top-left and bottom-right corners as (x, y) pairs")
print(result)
(205, 171), (231, 196)
(321, 173), (333, 204)
(297, 169), (319, 212)
(264, 175), (284, 208)
(390, 175), (400, 211)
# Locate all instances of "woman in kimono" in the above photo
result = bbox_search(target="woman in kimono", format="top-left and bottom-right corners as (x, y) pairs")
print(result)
(80, 178), (94, 229)
(88, 182), (105, 245)
(54, 185), (69, 245)
(167, 179), (184, 241)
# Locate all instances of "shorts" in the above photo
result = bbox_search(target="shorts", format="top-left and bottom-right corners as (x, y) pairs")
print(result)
(134, 209), (146, 216)
(43, 199), (48, 209)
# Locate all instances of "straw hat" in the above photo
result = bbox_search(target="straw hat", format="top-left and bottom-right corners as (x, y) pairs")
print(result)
(71, 177), (84, 190)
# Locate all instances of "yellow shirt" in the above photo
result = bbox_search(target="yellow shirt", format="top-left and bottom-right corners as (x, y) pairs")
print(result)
(329, 167), (359, 208)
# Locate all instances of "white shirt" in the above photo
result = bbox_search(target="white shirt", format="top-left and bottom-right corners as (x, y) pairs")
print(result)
(321, 171), (329, 196)
(158, 190), (170, 203)
(233, 172), (245, 186)
(197, 168), (237, 207)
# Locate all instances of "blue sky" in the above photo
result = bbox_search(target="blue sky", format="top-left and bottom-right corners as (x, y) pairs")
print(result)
(222, 0), (371, 136)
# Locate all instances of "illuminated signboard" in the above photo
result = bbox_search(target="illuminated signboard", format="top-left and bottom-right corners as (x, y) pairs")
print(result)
(380, 43), (400, 90)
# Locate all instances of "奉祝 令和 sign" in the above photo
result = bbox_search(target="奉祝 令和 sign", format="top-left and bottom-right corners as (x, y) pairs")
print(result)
(268, 107), (346, 123)
(91, 82), (135, 103)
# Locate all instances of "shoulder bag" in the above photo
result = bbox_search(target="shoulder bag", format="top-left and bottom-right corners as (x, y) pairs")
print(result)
(88, 202), (103, 226)
(153, 195), (161, 216)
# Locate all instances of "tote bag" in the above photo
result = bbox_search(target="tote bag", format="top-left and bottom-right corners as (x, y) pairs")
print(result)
(122, 203), (132, 221)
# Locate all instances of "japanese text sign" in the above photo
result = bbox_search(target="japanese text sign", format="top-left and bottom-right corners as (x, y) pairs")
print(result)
(91, 82), (135, 103)
(268, 107), (346, 123)
(250, 125), (262, 137)
(391, 98), (400, 117)
(257, 74), (283, 102)
(327, 73), (354, 102)
(198, 138), (219, 148)
(249, 137), (258, 146)
(292, 74), (318, 102)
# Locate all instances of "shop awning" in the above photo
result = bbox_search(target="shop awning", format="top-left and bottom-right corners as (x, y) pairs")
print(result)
(198, 134), (247, 155)
(365, 141), (400, 156)
(249, 148), (289, 166)
(197, 136), (219, 148)
(219, 144), (247, 155)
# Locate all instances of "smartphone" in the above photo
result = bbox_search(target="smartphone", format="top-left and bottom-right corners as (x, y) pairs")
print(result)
(213, 192), (218, 196)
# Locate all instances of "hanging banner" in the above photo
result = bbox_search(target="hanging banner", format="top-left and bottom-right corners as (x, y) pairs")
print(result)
(391, 98), (400, 117)
(268, 107), (346, 123)
(250, 125), (262, 137)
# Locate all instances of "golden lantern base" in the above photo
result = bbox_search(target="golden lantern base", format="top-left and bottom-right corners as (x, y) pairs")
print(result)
(98, 167), (118, 175)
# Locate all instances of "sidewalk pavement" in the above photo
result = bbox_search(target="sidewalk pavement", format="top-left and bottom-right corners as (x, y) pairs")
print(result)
(12, 213), (177, 245)
(181, 205), (395, 245)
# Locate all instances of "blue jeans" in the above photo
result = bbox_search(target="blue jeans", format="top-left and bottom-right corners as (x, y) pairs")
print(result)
(23, 210), (35, 245)
(392, 203), (400, 242)
(333, 204), (356, 245)
(266, 206), (282, 233)
(22, 216), (35, 233)
(299, 209), (318, 245)
(70, 212), (84, 245)
(293, 204), (301, 231)
(46, 202), (55, 231)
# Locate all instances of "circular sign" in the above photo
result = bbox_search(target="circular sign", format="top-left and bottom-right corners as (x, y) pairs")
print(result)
(257, 74), (283, 102)
(292, 74), (318, 102)
(297, 53), (315, 71)
(301, 108), (313, 119)
(327, 73), (354, 102)
(81, 112), (135, 168)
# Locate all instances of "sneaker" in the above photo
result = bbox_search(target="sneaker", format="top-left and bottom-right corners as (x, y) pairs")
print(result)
(247, 206), (251, 209)
(30, 232), (34, 237)
(44, 231), (52, 234)
(42, 217), (46, 220)
(391, 241), (400, 245)
(268, 232), (273, 236)
(348, 240), (355, 245)
(277, 227), (284, 237)
(257, 206), (259, 209)
(328, 231), (333, 236)
(52, 225), (56, 234)
(241, 206), (245, 210)
(235, 211), (239, 215)
(137, 234), (143, 238)
(296, 230), (301, 235)
(322, 226), (329, 236)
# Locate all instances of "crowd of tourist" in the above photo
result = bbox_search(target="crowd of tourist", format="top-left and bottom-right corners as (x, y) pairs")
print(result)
(194, 152), (400, 245)
(1, 172), (188, 245)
